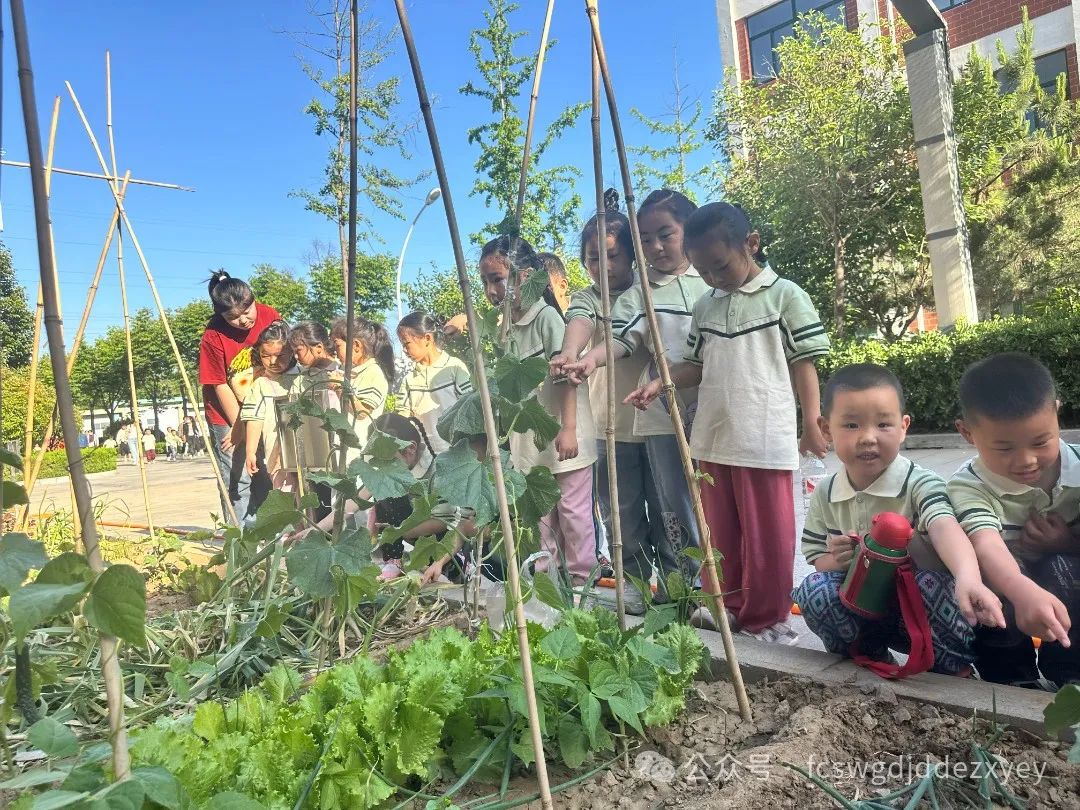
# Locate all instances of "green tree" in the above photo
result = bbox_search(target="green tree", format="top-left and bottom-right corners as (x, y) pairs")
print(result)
(301, 249), (396, 324)
(288, 0), (423, 289)
(249, 263), (308, 321)
(629, 53), (715, 202)
(70, 333), (127, 428)
(0, 242), (34, 367)
(460, 0), (587, 249)
(1, 364), (55, 449)
(711, 16), (930, 339)
(129, 309), (177, 431)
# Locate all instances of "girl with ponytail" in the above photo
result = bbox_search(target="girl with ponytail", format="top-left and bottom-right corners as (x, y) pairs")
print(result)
(330, 316), (394, 453)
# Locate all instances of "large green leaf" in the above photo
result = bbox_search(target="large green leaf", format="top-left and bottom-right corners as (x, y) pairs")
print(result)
(517, 265), (550, 311)
(25, 790), (90, 809)
(1045, 684), (1080, 738)
(27, 717), (79, 758)
(0, 446), (24, 469)
(557, 716), (589, 768)
(433, 440), (498, 527)
(87, 778), (145, 810)
(0, 533), (48, 595)
(393, 702), (443, 776)
(514, 466), (562, 526)
(306, 470), (361, 503)
(540, 625), (580, 661)
(131, 767), (185, 810)
(82, 565), (147, 646)
(36, 553), (94, 590)
(10, 582), (90, 641)
(505, 397), (560, 451)
(532, 569), (566, 612)
(362, 429), (412, 462)
(436, 391), (485, 445)
(1, 479), (29, 509)
(494, 355), (549, 402)
(205, 793), (264, 810)
(349, 456), (417, 501)
(242, 490), (310, 544)
(285, 530), (368, 598)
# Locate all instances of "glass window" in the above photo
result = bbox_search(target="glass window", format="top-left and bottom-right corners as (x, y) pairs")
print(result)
(934, 0), (972, 10)
(745, 0), (845, 81)
(1036, 49), (1069, 96)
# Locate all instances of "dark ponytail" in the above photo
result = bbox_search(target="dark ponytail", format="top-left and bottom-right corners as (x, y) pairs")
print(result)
(580, 187), (633, 265)
(332, 317), (396, 384)
(373, 412), (435, 458)
(251, 320), (293, 370)
(206, 269), (255, 316)
(638, 188), (697, 225)
(479, 234), (562, 315)
(398, 311), (445, 348)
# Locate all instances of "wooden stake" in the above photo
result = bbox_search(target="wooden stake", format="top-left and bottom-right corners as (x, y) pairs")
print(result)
(10, 0), (131, 777)
(585, 0), (752, 722)
(391, 2), (554, 805)
(499, 0), (556, 347)
(64, 79), (238, 527)
(0, 159), (195, 191)
(587, 12), (626, 630)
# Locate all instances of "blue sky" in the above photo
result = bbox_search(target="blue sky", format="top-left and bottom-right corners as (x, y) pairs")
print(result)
(2, 1), (723, 340)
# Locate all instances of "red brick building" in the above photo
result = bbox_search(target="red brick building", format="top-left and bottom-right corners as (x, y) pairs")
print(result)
(715, 0), (1079, 97)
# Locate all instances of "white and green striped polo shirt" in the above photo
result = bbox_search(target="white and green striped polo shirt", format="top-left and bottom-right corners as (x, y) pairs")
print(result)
(566, 283), (649, 443)
(801, 455), (953, 572)
(610, 266), (709, 437)
(395, 352), (473, 454)
(507, 298), (596, 475)
(684, 267), (830, 470)
(947, 440), (1080, 562)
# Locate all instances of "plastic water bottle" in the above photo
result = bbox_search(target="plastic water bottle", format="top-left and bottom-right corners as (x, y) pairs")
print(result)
(800, 453), (828, 517)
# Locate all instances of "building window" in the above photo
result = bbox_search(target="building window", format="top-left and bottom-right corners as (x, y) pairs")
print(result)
(933, 0), (972, 11)
(997, 49), (1070, 98)
(746, 0), (845, 81)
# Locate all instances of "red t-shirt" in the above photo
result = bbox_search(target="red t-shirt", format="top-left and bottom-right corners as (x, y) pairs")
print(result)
(198, 302), (281, 426)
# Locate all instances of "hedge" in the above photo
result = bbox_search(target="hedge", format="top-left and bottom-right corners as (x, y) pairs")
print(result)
(821, 295), (1080, 433)
(38, 447), (118, 479)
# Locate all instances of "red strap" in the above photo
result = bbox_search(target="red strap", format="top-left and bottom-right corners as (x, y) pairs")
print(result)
(850, 562), (935, 679)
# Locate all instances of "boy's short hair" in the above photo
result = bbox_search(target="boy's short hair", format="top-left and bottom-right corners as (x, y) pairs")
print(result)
(822, 363), (906, 418)
(959, 352), (1056, 422)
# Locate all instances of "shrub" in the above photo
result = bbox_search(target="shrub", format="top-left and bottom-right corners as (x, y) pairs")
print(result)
(821, 293), (1080, 432)
(37, 446), (118, 479)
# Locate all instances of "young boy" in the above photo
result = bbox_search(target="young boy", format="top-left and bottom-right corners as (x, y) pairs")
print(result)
(794, 363), (1004, 673)
(949, 352), (1079, 687)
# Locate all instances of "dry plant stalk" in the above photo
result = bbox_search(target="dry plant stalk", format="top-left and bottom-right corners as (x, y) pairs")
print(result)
(391, 0), (554, 805)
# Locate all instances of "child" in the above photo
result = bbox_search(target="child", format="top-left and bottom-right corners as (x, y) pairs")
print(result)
(626, 202), (829, 642)
(142, 429), (157, 463)
(566, 189), (707, 589)
(550, 191), (664, 610)
(479, 235), (599, 585)
(949, 352), (1080, 688)
(288, 322), (341, 519)
(538, 252), (572, 312)
(165, 427), (182, 461)
(329, 317), (393, 456)
(396, 311), (473, 455)
(242, 320), (300, 492)
(793, 364), (1003, 672)
(198, 270), (281, 523)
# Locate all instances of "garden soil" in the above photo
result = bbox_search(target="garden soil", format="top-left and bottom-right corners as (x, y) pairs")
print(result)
(490, 677), (1080, 809)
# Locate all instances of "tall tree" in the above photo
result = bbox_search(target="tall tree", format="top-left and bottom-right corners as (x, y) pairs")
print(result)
(70, 332), (127, 427)
(301, 247), (396, 324)
(629, 52), (714, 202)
(248, 263), (308, 321)
(460, 0), (587, 248)
(287, 0), (423, 289)
(130, 309), (177, 431)
(1, 363), (56, 448)
(0, 242), (34, 367)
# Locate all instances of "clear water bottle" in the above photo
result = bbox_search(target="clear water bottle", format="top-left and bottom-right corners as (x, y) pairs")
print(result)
(800, 453), (828, 516)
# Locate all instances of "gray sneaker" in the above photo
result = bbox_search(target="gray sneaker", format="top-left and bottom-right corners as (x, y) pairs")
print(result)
(587, 584), (647, 616)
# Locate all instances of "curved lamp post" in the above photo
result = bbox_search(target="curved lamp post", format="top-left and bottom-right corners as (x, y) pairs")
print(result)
(396, 186), (442, 321)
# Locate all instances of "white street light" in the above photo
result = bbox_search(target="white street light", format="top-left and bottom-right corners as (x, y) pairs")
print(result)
(396, 187), (442, 322)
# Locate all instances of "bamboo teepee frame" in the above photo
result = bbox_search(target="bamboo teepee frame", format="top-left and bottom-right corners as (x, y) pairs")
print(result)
(10, 0), (132, 777)
(585, 0), (752, 721)
(391, 0), (554, 806)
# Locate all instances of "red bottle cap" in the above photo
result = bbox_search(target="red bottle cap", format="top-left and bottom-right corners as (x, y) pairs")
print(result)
(870, 511), (914, 550)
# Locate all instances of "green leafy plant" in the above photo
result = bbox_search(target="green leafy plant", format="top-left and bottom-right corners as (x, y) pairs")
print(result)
(35, 447), (117, 480)
(1045, 683), (1080, 763)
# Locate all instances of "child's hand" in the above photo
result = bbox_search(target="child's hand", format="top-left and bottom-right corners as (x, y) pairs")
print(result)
(245, 453), (259, 476)
(1020, 510), (1074, 553)
(549, 353), (571, 377)
(953, 575), (1005, 628)
(443, 313), (468, 337)
(420, 558), (446, 586)
(564, 355), (597, 385)
(1011, 580), (1071, 646)
(826, 532), (858, 567)
(799, 420), (828, 459)
(555, 427), (579, 461)
(624, 379), (662, 410)
(220, 432), (235, 453)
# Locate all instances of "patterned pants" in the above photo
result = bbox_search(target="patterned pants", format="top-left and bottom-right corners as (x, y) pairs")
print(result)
(793, 569), (975, 675)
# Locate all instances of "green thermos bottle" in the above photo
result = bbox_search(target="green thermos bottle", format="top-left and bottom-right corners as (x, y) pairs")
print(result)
(838, 512), (914, 620)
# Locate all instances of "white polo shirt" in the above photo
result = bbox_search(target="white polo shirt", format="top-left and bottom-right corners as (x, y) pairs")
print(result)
(395, 352), (473, 454)
(684, 267), (830, 471)
(611, 266), (709, 437)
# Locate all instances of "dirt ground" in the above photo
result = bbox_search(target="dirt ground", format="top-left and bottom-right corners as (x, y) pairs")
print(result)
(504, 677), (1080, 809)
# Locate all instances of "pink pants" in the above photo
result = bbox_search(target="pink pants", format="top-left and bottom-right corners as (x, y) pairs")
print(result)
(538, 466), (598, 584)
(698, 461), (795, 634)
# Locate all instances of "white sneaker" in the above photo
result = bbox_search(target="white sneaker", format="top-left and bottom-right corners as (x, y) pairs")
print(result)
(378, 560), (403, 581)
(690, 605), (738, 632)
(739, 619), (800, 646)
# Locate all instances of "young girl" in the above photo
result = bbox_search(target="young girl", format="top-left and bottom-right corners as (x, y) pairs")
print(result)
(626, 202), (830, 642)
(165, 427), (182, 461)
(288, 322), (341, 519)
(198, 270), (281, 523)
(329, 317), (393, 455)
(142, 429), (157, 463)
(242, 320), (300, 493)
(565, 189), (707, 589)
(479, 236), (598, 585)
(395, 311), (473, 454)
(549, 191), (664, 608)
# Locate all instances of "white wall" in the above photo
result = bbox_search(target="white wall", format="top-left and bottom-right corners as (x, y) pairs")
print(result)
(949, 5), (1075, 71)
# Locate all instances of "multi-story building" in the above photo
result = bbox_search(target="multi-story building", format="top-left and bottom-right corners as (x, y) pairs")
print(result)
(716, 0), (1079, 96)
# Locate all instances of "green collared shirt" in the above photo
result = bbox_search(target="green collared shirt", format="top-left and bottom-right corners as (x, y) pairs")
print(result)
(947, 440), (1080, 561)
(395, 351), (473, 454)
(801, 454), (953, 571)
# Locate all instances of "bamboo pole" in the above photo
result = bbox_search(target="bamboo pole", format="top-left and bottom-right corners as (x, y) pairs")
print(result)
(0, 159), (195, 191)
(587, 15), (626, 630)
(9, 0), (132, 777)
(584, 0), (751, 722)
(391, 2), (554, 806)
(64, 79), (238, 526)
(499, 0), (556, 347)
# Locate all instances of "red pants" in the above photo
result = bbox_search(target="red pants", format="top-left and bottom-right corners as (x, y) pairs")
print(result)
(698, 461), (795, 633)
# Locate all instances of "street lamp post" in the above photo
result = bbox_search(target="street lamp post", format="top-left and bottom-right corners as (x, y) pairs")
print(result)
(396, 187), (442, 321)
